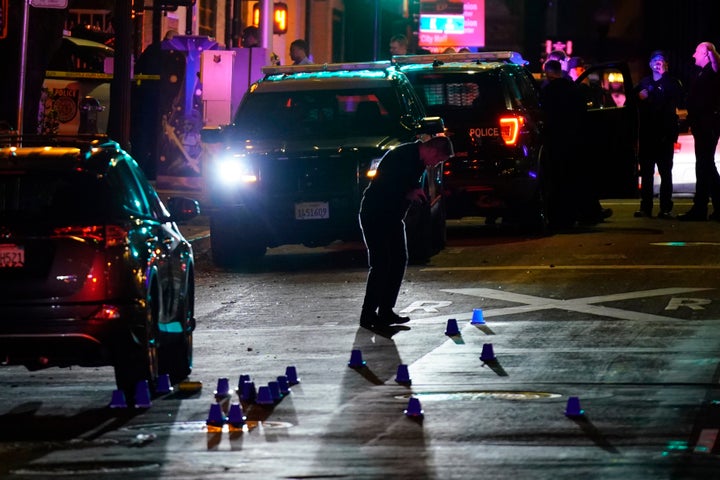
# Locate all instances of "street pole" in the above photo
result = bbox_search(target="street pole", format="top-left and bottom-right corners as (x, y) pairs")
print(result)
(17, 0), (29, 135)
(260, 0), (273, 57)
(372, 0), (380, 61)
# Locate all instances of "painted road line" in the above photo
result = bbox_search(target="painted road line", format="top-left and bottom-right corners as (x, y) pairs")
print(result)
(421, 265), (720, 272)
(402, 287), (714, 325)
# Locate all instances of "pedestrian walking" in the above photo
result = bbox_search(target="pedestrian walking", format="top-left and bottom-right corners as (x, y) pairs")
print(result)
(633, 50), (683, 219)
(359, 136), (453, 329)
(678, 41), (720, 221)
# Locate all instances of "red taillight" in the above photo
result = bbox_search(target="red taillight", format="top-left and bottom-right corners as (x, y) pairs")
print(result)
(90, 304), (121, 321)
(499, 116), (525, 146)
(52, 225), (126, 246)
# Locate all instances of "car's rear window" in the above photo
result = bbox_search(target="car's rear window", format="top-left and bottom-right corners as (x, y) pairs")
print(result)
(233, 87), (403, 139)
(407, 71), (509, 118)
(0, 172), (113, 222)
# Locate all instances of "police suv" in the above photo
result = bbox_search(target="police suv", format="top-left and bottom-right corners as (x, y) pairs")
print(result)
(201, 62), (447, 267)
(396, 52), (638, 228)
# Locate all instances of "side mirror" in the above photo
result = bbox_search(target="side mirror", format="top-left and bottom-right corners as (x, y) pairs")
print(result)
(166, 196), (200, 223)
(200, 127), (224, 144)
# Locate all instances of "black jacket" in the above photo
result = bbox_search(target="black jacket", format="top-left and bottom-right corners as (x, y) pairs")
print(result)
(687, 63), (720, 129)
(360, 141), (424, 220)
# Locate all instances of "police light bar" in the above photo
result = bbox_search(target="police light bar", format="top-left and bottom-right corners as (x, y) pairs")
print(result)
(263, 61), (393, 76)
(392, 51), (526, 66)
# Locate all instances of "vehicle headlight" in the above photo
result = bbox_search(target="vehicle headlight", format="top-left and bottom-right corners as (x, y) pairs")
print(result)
(215, 155), (257, 185)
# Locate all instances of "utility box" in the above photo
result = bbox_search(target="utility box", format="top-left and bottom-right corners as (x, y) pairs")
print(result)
(200, 50), (235, 127)
(200, 48), (267, 127)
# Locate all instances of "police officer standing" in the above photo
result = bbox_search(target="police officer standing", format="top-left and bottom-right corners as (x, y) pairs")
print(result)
(633, 51), (683, 219)
(679, 42), (720, 221)
(359, 136), (453, 329)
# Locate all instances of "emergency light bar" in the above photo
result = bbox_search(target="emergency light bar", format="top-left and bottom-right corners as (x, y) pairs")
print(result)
(392, 51), (525, 66)
(262, 61), (393, 76)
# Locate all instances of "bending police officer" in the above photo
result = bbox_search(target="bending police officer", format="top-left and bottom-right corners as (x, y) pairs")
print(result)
(359, 136), (453, 329)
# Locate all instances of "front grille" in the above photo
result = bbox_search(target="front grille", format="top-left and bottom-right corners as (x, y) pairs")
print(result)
(261, 155), (359, 198)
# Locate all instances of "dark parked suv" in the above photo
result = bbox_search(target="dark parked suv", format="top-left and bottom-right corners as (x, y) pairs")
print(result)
(201, 61), (448, 267)
(396, 52), (639, 228)
(0, 135), (199, 400)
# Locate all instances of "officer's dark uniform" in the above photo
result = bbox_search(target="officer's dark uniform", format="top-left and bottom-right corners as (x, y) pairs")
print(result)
(634, 68), (683, 217)
(683, 62), (720, 220)
(540, 73), (588, 227)
(359, 141), (424, 324)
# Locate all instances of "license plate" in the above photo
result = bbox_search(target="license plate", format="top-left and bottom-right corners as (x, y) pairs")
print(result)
(295, 202), (329, 220)
(0, 244), (25, 268)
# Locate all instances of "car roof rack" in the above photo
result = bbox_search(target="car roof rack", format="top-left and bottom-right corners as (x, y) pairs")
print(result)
(392, 51), (528, 66)
(262, 61), (393, 76)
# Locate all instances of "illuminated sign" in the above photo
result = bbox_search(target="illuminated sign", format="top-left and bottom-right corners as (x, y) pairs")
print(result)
(0, 0), (6, 40)
(418, 0), (485, 49)
(253, 2), (289, 35)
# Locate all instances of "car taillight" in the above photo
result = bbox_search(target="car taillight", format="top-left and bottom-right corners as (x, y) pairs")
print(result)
(90, 304), (121, 322)
(499, 115), (525, 146)
(52, 225), (127, 247)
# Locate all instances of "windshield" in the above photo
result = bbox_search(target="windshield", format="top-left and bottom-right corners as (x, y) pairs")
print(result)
(233, 87), (404, 139)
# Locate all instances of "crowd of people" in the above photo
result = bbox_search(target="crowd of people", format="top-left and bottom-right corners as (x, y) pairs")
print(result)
(540, 41), (720, 226)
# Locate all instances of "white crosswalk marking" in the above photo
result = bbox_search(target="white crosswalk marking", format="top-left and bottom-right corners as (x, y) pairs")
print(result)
(403, 287), (714, 324)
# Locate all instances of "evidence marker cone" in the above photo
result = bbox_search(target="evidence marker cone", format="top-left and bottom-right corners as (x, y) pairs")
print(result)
(109, 389), (128, 408)
(479, 343), (496, 362)
(214, 377), (231, 398)
(134, 380), (152, 408)
(277, 375), (291, 395)
(471, 308), (485, 325)
(156, 373), (173, 394)
(404, 397), (424, 417)
(445, 318), (460, 336)
(256, 385), (275, 405)
(237, 374), (251, 390)
(268, 381), (283, 401)
(227, 403), (246, 429)
(240, 381), (256, 403)
(565, 396), (585, 417)
(206, 403), (226, 429)
(348, 349), (366, 368)
(285, 365), (300, 385)
(395, 364), (412, 385)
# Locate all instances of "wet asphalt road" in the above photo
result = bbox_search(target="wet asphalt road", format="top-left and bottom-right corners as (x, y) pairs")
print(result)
(1, 198), (720, 479)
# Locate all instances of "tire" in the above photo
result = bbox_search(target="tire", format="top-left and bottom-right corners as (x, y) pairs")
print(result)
(113, 281), (160, 401)
(160, 269), (194, 383)
(210, 214), (266, 268)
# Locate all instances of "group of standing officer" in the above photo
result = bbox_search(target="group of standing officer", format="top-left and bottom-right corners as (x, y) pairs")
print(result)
(542, 42), (720, 224)
(633, 42), (720, 221)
